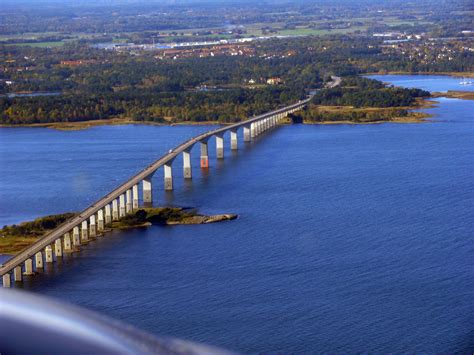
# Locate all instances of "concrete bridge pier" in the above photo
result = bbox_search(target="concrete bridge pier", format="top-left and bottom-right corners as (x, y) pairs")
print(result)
(3, 274), (11, 288)
(133, 184), (139, 209)
(230, 129), (238, 150)
(105, 204), (112, 225)
(119, 194), (126, 217)
(24, 259), (34, 275)
(112, 199), (119, 220)
(55, 239), (63, 257)
(126, 189), (133, 213)
(45, 245), (53, 263)
(81, 221), (89, 243)
(35, 252), (43, 269)
(63, 233), (72, 252)
(164, 163), (173, 191)
(143, 176), (153, 206)
(216, 134), (224, 159)
(251, 123), (256, 138)
(200, 141), (209, 168)
(183, 150), (192, 179)
(73, 227), (80, 247)
(14, 267), (22, 282)
(89, 215), (96, 238)
(97, 210), (104, 232)
(243, 126), (251, 142)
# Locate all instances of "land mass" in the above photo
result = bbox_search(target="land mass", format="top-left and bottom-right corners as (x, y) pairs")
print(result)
(293, 105), (430, 124)
(0, 208), (237, 255)
(431, 91), (474, 100)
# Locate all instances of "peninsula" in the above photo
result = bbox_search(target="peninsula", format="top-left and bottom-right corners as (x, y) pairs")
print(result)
(0, 208), (237, 255)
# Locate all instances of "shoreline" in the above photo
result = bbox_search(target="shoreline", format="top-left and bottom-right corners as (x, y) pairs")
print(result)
(303, 115), (429, 125)
(365, 71), (474, 78)
(0, 118), (225, 131)
(0, 87), (471, 132)
(0, 208), (237, 255)
(431, 91), (474, 100)
(299, 97), (437, 125)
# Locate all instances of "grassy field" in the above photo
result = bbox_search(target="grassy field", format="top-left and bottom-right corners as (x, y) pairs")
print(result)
(5, 41), (66, 48)
(277, 26), (368, 36)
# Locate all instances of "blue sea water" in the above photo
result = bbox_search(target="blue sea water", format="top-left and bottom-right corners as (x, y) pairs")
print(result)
(0, 75), (472, 352)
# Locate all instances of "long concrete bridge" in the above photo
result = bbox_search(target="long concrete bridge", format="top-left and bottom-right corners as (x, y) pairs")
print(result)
(1, 97), (312, 287)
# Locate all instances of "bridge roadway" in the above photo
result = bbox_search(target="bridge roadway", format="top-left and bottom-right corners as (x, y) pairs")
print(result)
(0, 98), (311, 279)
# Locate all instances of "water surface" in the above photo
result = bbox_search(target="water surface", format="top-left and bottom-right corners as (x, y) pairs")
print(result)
(0, 75), (472, 352)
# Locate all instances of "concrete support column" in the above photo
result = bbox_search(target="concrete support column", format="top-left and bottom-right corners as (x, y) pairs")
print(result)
(35, 252), (43, 269)
(251, 123), (256, 138)
(89, 215), (96, 238)
(200, 141), (209, 168)
(216, 134), (224, 159)
(132, 184), (139, 209)
(126, 189), (133, 213)
(105, 204), (112, 224)
(119, 194), (126, 217)
(2, 274), (11, 288)
(143, 177), (153, 205)
(230, 130), (238, 150)
(97, 210), (104, 232)
(55, 239), (63, 257)
(72, 227), (80, 246)
(24, 259), (34, 275)
(243, 126), (251, 142)
(64, 233), (72, 252)
(45, 245), (53, 263)
(183, 150), (192, 179)
(164, 163), (173, 191)
(112, 199), (119, 220)
(14, 266), (22, 282)
(81, 220), (89, 242)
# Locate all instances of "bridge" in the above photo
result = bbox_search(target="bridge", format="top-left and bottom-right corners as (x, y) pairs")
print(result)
(1, 96), (314, 287)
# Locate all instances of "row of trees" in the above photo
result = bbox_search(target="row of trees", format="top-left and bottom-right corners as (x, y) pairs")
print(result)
(0, 86), (302, 124)
(311, 77), (430, 108)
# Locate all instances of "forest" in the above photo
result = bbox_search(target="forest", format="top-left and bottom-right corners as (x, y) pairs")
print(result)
(0, 34), (471, 125)
(310, 77), (430, 108)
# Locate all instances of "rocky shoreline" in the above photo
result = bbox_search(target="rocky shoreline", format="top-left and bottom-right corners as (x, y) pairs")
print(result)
(0, 207), (238, 255)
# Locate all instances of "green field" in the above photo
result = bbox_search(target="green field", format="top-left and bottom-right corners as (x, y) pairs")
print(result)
(5, 41), (66, 48)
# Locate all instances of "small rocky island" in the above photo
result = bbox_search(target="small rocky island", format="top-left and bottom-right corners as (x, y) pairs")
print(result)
(0, 208), (237, 255)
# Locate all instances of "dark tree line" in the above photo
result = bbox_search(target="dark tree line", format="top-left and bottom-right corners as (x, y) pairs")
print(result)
(311, 77), (430, 108)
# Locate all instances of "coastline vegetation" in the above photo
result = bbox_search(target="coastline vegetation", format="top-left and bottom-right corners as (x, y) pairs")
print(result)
(290, 76), (432, 124)
(0, 208), (237, 255)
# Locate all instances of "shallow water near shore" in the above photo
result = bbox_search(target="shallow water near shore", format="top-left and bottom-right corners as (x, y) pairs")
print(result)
(0, 75), (473, 352)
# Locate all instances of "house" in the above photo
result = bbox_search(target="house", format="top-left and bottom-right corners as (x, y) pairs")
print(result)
(267, 77), (282, 85)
